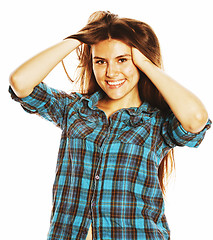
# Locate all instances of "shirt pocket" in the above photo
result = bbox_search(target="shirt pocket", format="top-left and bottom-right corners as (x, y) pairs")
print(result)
(67, 119), (96, 139)
(117, 121), (151, 146)
(66, 109), (98, 140)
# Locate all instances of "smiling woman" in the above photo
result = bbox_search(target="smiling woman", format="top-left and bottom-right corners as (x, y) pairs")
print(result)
(9, 10), (211, 240)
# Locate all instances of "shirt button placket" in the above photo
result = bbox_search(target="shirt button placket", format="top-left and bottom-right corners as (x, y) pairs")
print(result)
(95, 175), (100, 180)
(92, 175), (99, 206)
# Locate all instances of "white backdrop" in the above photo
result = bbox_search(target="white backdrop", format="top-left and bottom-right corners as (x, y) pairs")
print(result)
(1, 0), (213, 239)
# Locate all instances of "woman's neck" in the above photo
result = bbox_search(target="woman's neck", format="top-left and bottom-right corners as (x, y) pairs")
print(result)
(96, 96), (142, 118)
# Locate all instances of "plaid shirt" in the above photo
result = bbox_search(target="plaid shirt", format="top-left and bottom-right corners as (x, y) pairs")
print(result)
(9, 83), (211, 240)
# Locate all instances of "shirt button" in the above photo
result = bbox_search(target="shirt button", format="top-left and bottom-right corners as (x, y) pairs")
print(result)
(92, 202), (96, 207)
(95, 175), (100, 180)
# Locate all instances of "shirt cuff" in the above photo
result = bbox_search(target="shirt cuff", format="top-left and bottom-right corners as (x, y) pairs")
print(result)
(169, 116), (212, 148)
(9, 83), (51, 114)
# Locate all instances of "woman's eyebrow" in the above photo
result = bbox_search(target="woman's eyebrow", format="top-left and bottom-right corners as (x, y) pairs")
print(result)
(93, 54), (132, 60)
(115, 54), (132, 59)
(93, 56), (106, 60)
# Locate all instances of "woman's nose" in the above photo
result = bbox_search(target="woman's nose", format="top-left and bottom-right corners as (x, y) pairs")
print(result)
(106, 63), (119, 78)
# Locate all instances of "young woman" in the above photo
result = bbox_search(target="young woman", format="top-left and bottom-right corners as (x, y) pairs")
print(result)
(9, 11), (211, 240)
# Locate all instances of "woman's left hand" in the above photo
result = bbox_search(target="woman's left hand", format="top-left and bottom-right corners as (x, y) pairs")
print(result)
(131, 47), (152, 71)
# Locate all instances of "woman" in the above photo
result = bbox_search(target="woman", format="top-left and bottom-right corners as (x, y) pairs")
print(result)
(9, 11), (211, 240)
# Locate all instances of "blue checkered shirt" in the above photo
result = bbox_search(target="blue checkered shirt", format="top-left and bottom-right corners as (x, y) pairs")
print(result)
(9, 83), (211, 239)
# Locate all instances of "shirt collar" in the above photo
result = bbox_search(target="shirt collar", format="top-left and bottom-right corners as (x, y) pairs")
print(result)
(126, 102), (157, 116)
(79, 91), (104, 109)
(80, 90), (157, 115)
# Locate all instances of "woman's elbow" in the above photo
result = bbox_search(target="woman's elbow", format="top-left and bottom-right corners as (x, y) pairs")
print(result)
(184, 109), (209, 133)
(9, 73), (33, 98)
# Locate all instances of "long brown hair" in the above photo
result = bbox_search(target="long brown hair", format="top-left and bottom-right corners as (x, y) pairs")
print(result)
(64, 11), (175, 194)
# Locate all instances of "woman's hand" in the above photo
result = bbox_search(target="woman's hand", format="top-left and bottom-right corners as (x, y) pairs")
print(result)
(131, 47), (152, 72)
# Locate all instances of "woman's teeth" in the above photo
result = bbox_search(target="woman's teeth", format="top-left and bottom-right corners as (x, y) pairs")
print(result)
(107, 80), (126, 85)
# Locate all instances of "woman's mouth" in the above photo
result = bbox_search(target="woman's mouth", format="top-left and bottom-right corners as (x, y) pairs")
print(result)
(106, 79), (126, 88)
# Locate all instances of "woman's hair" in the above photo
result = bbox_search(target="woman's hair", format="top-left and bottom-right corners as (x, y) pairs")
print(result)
(64, 11), (175, 195)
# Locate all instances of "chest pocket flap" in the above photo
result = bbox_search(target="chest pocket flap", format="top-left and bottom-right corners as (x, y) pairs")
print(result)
(118, 121), (151, 146)
(67, 117), (97, 139)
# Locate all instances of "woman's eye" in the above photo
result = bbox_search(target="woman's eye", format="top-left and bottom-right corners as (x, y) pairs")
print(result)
(118, 58), (127, 63)
(95, 60), (106, 65)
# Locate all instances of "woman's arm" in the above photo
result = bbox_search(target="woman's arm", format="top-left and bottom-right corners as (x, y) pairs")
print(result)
(132, 48), (208, 133)
(10, 38), (81, 98)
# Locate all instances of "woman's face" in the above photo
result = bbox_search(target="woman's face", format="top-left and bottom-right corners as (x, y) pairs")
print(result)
(91, 39), (141, 106)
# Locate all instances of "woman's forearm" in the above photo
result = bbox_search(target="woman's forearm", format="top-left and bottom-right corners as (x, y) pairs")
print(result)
(140, 61), (208, 133)
(10, 38), (81, 98)
(132, 48), (208, 133)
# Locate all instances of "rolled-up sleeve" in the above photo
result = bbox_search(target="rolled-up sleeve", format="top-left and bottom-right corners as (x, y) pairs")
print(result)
(161, 113), (212, 149)
(9, 82), (79, 129)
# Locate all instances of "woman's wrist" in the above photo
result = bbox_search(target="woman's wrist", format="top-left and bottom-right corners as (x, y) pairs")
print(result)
(63, 38), (81, 49)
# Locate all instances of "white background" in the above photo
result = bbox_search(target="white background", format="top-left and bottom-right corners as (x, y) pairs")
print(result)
(1, 0), (213, 239)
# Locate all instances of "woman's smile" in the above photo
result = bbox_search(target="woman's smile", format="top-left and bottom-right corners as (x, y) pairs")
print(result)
(105, 79), (126, 88)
